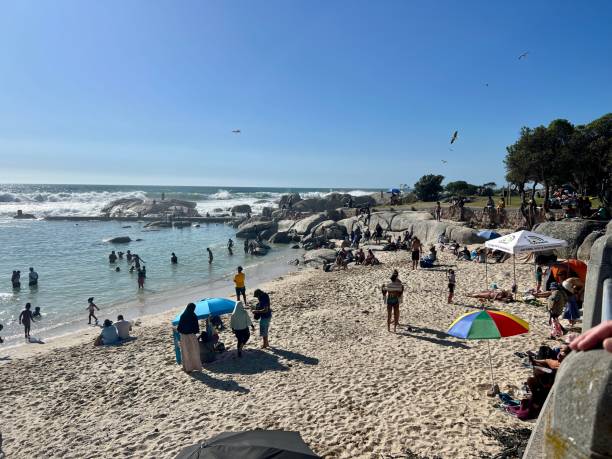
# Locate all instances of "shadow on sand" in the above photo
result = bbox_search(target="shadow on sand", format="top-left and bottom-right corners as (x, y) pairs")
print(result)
(270, 347), (319, 365)
(189, 371), (250, 394)
(207, 347), (320, 376)
(398, 325), (471, 349)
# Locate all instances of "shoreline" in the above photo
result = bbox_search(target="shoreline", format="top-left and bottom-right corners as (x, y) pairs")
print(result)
(1, 248), (303, 360)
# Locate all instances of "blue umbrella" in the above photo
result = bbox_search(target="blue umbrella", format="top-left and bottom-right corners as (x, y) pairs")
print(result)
(478, 230), (501, 240)
(388, 188), (400, 194)
(172, 297), (237, 325)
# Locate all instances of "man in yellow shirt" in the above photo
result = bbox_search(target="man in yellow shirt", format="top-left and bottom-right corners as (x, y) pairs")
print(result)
(234, 266), (246, 302)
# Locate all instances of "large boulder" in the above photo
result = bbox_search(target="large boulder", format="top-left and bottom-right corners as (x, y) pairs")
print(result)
(577, 230), (605, 261)
(368, 211), (397, 231)
(268, 231), (294, 244)
(106, 236), (132, 244)
(279, 193), (302, 209)
(445, 225), (486, 245)
(303, 248), (337, 266)
(292, 193), (374, 213)
(235, 221), (277, 238)
(534, 221), (606, 259)
(389, 211), (433, 231)
(337, 217), (359, 234)
(312, 220), (347, 240)
(231, 204), (252, 214)
(292, 213), (327, 235)
(262, 207), (274, 218)
(277, 219), (296, 232)
(102, 198), (199, 218)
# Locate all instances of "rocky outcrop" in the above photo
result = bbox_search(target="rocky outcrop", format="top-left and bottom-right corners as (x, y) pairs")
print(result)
(231, 204), (251, 214)
(277, 220), (296, 232)
(291, 193), (375, 213)
(311, 220), (347, 240)
(534, 221), (607, 259)
(262, 207), (274, 218)
(337, 217), (360, 234)
(292, 213), (328, 235)
(269, 232), (295, 244)
(106, 236), (132, 243)
(577, 230), (605, 261)
(303, 248), (337, 266)
(235, 220), (277, 239)
(14, 210), (36, 219)
(389, 211), (433, 230)
(144, 221), (173, 228)
(173, 221), (192, 228)
(102, 198), (199, 218)
(279, 193), (302, 209)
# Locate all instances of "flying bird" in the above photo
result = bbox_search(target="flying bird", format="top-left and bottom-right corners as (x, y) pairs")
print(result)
(450, 130), (458, 144)
(441, 160), (448, 164)
(518, 51), (529, 60)
(232, 129), (241, 134)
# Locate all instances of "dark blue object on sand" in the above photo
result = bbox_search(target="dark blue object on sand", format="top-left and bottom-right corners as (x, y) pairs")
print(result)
(478, 230), (501, 240)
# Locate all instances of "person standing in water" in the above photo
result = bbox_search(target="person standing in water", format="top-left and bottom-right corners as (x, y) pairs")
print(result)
(19, 303), (35, 339)
(11, 270), (20, 289)
(86, 297), (99, 325)
(137, 266), (146, 289)
(171, 252), (178, 264)
(228, 238), (234, 255)
(126, 250), (133, 263)
(108, 251), (117, 263)
(28, 267), (38, 287)
(244, 239), (249, 254)
(207, 248), (213, 264)
(234, 266), (247, 303)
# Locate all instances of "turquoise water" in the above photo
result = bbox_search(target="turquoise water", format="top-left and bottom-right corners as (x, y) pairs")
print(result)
(0, 218), (297, 344)
(0, 184), (376, 345)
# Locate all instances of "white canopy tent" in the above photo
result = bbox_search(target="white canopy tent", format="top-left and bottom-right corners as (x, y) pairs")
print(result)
(484, 230), (568, 290)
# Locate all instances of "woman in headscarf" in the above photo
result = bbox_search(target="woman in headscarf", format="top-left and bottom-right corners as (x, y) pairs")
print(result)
(177, 303), (202, 372)
(230, 301), (254, 357)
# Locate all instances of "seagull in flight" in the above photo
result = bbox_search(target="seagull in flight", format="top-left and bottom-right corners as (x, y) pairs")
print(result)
(232, 129), (241, 134)
(518, 51), (529, 60)
(441, 160), (448, 164)
(450, 130), (458, 144)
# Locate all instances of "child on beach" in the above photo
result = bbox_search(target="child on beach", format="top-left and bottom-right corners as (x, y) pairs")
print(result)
(447, 269), (456, 304)
(87, 297), (99, 325)
(32, 306), (42, 321)
(535, 266), (543, 293)
(137, 267), (146, 289)
(19, 303), (34, 339)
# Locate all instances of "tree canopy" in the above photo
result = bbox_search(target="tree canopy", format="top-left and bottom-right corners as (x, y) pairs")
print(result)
(414, 174), (444, 201)
(445, 180), (478, 196)
(504, 113), (612, 210)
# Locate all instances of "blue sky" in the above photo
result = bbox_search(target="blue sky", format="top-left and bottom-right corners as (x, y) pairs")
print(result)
(1, 0), (611, 188)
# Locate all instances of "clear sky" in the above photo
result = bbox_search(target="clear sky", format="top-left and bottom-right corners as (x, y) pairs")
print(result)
(1, 0), (611, 188)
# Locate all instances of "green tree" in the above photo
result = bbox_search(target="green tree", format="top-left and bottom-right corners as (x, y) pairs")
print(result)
(445, 180), (478, 196)
(414, 174), (444, 201)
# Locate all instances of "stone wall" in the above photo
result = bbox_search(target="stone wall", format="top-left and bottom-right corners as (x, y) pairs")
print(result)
(423, 206), (565, 229)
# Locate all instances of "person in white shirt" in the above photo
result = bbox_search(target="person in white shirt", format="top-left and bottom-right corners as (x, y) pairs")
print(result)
(114, 315), (132, 340)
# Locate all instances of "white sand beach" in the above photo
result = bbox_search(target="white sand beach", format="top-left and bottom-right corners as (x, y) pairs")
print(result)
(1, 248), (555, 458)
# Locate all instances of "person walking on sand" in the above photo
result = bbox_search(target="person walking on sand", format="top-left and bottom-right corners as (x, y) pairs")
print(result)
(137, 266), (146, 289)
(207, 248), (213, 264)
(176, 302), (202, 372)
(447, 269), (456, 304)
(253, 289), (272, 348)
(411, 237), (422, 270)
(87, 297), (99, 325)
(382, 270), (404, 333)
(234, 266), (247, 303)
(230, 301), (254, 357)
(28, 267), (38, 287)
(19, 302), (35, 339)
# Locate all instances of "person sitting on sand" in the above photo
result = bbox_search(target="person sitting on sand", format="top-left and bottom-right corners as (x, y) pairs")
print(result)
(230, 301), (254, 357)
(171, 252), (178, 264)
(364, 249), (380, 266)
(428, 245), (437, 262)
(87, 297), (100, 325)
(19, 303), (34, 339)
(355, 248), (366, 265)
(382, 270), (404, 333)
(114, 315), (132, 340)
(457, 246), (471, 261)
(108, 251), (117, 263)
(467, 289), (514, 302)
(94, 319), (119, 346)
(335, 250), (348, 270)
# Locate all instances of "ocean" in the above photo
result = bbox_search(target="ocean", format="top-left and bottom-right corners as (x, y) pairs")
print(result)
(0, 184), (374, 346)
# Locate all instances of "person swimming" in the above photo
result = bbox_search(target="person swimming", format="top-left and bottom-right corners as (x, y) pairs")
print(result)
(32, 306), (42, 321)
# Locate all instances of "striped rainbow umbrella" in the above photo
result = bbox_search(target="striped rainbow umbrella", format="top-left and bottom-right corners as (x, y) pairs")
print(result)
(448, 310), (529, 389)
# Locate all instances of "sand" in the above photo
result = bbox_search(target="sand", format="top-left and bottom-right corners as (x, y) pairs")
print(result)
(0, 247), (559, 458)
